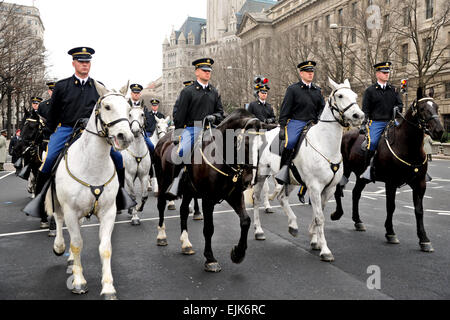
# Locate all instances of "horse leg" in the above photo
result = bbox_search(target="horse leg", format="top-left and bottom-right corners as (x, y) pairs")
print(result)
(98, 208), (118, 300)
(202, 200), (221, 272)
(156, 193), (168, 246)
(262, 178), (273, 213)
(352, 178), (367, 231)
(278, 185), (298, 237)
(384, 183), (400, 244)
(125, 171), (136, 216)
(64, 211), (88, 294)
(180, 195), (195, 255)
(192, 198), (203, 220)
(410, 180), (433, 252)
(330, 184), (345, 221)
(308, 187), (334, 262)
(252, 178), (266, 240)
(227, 193), (251, 265)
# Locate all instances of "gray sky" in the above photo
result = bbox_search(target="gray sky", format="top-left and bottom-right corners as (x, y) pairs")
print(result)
(10, 0), (206, 89)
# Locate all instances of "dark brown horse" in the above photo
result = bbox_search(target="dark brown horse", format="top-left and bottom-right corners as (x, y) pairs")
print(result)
(154, 109), (262, 272)
(331, 88), (443, 252)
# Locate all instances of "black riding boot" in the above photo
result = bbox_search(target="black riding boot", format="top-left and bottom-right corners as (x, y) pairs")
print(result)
(23, 171), (52, 219)
(275, 149), (294, 185)
(116, 168), (137, 212)
(360, 150), (376, 182)
(166, 164), (184, 199)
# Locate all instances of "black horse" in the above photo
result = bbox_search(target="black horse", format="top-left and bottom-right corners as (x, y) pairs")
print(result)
(16, 110), (47, 193)
(331, 88), (444, 252)
(154, 109), (262, 272)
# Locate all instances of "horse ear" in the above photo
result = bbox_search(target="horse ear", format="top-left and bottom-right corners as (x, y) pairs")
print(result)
(417, 87), (424, 100)
(344, 79), (351, 88)
(328, 77), (338, 90)
(94, 80), (109, 97)
(119, 80), (129, 96)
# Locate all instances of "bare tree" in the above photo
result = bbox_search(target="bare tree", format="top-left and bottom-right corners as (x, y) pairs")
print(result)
(0, 2), (46, 136)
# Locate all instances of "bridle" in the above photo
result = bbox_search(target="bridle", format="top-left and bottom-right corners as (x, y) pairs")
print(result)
(396, 97), (440, 134)
(323, 87), (358, 127)
(85, 93), (130, 146)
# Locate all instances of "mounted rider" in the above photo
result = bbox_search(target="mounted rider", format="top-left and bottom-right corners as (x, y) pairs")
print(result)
(247, 83), (276, 124)
(25, 46), (135, 219)
(37, 82), (55, 121)
(145, 98), (166, 139)
(275, 61), (325, 202)
(166, 58), (224, 198)
(360, 62), (403, 182)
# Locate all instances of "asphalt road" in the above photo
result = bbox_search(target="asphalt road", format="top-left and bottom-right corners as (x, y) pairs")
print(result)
(0, 159), (449, 301)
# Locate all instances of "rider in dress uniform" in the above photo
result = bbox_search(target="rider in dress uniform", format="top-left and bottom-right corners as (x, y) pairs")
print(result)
(25, 47), (135, 219)
(360, 62), (403, 182)
(166, 58), (224, 198)
(247, 83), (276, 124)
(145, 99), (165, 138)
(172, 80), (194, 119)
(37, 82), (55, 121)
(275, 61), (325, 202)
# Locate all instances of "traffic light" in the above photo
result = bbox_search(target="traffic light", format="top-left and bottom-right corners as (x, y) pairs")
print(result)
(401, 79), (408, 93)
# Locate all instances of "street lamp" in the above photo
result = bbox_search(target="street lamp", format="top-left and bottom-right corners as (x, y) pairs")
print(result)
(329, 23), (356, 30)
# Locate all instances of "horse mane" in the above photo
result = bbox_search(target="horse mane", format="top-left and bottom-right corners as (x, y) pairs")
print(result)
(217, 108), (255, 130)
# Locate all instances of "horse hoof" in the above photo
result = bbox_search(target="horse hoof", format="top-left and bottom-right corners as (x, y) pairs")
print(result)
(354, 223), (366, 232)
(204, 262), (222, 273)
(230, 246), (245, 264)
(182, 247), (195, 255)
(127, 209), (133, 216)
(131, 219), (140, 226)
(157, 238), (168, 246)
(48, 230), (57, 237)
(310, 242), (320, 251)
(320, 253), (335, 262)
(385, 234), (400, 244)
(330, 211), (343, 221)
(102, 293), (118, 300)
(72, 283), (88, 295)
(193, 213), (203, 221)
(420, 242), (434, 252)
(167, 204), (176, 210)
(53, 248), (64, 257)
(289, 227), (298, 237)
(265, 207), (274, 214)
(255, 233), (266, 240)
(40, 222), (49, 229)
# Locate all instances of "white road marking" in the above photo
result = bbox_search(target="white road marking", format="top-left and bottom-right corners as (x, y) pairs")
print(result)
(362, 196), (377, 200)
(403, 206), (450, 216)
(0, 172), (14, 181)
(431, 186), (444, 189)
(0, 203), (306, 238)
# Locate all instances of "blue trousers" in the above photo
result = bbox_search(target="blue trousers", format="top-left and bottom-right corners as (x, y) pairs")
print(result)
(40, 125), (124, 173)
(285, 120), (308, 150)
(144, 132), (155, 152)
(367, 121), (388, 151)
(178, 127), (201, 158)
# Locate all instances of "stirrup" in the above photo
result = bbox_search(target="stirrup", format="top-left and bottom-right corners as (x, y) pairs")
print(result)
(275, 165), (290, 185)
(23, 179), (52, 218)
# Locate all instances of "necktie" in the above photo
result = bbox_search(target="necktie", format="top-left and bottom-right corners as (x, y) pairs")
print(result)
(81, 80), (85, 86)
(134, 102), (139, 106)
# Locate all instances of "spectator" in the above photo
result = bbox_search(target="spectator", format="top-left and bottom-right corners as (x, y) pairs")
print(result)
(0, 129), (7, 171)
(424, 133), (433, 162)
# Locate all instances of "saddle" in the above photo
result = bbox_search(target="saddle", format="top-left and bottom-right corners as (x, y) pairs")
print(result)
(271, 120), (316, 158)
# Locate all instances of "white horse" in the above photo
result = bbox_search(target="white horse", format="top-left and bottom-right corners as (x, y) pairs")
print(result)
(46, 82), (133, 299)
(122, 105), (151, 225)
(251, 78), (364, 262)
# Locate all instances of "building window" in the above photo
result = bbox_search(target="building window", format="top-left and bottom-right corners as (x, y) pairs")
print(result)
(314, 20), (318, 33)
(403, 7), (410, 26)
(383, 14), (390, 31)
(338, 8), (343, 25)
(425, 0), (433, 19)
(401, 43), (408, 66)
(352, 2), (357, 18)
(445, 82), (450, 99)
(351, 28), (357, 43)
(423, 37), (432, 61)
(325, 14), (330, 28)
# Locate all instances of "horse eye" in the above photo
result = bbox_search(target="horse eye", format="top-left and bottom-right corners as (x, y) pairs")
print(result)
(104, 105), (111, 111)
(338, 95), (343, 98)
